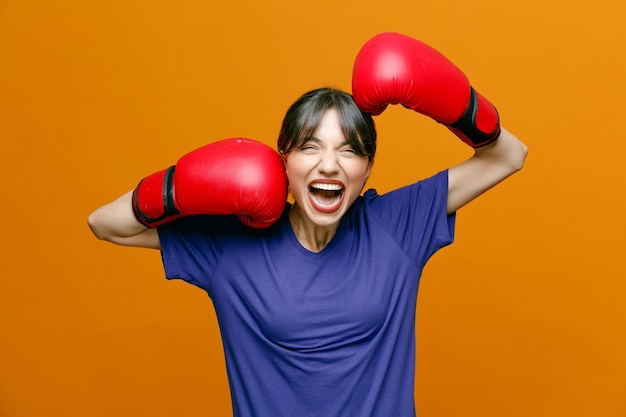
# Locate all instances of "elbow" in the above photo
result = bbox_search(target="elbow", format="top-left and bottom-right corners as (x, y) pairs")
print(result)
(86, 191), (153, 247)
(510, 142), (529, 173)
(500, 128), (528, 174)
(87, 211), (110, 241)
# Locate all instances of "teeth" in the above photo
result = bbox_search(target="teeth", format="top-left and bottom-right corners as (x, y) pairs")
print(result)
(310, 183), (342, 191)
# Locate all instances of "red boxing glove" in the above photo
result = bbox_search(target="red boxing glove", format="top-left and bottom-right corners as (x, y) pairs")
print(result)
(352, 32), (501, 147)
(132, 138), (287, 228)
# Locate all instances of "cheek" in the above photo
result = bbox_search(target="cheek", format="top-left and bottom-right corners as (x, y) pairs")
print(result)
(284, 157), (307, 187)
(348, 161), (373, 183)
(284, 160), (297, 180)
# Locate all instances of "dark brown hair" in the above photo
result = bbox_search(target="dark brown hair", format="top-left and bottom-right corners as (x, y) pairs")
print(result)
(277, 88), (376, 160)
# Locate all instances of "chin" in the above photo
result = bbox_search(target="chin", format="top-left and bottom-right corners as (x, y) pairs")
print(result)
(307, 206), (347, 227)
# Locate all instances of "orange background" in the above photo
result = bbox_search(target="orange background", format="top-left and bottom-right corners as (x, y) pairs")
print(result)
(1, 0), (625, 416)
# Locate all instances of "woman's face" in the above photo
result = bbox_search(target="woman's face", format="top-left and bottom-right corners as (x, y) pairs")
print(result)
(284, 108), (373, 228)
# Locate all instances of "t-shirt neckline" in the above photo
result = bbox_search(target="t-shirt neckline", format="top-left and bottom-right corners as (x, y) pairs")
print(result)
(282, 203), (349, 261)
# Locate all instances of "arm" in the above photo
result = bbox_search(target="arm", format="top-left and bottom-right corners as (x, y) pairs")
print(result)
(88, 190), (161, 249)
(352, 32), (527, 212)
(447, 127), (528, 214)
(88, 137), (288, 249)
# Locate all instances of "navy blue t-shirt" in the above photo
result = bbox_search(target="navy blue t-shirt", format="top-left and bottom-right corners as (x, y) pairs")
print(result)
(158, 170), (455, 417)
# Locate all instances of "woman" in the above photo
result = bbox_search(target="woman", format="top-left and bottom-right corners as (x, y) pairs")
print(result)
(89, 34), (527, 417)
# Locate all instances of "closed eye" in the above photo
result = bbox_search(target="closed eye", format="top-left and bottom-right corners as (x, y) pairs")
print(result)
(340, 146), (360, 156)
(297, 138), (321, 151)
(298, 144), (318, 152)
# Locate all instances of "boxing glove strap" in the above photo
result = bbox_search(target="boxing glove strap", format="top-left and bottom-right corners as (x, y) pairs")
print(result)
(161, 165), (178, 216)
(448, 87), (501, 148)
(132, 165), (180, 227)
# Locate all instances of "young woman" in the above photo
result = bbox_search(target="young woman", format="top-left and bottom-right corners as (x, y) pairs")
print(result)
(88, 33), (527, 417)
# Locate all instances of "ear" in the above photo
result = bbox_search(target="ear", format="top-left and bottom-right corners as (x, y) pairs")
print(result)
(362, 158), (374, 191)
(280, 152), (291, 195)
(365, 158), (374, 180)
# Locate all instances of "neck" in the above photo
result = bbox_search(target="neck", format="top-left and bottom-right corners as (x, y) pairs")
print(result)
(288, 204), (339, 253)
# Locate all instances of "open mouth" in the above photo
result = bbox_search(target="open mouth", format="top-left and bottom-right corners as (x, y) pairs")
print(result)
(308, 181), (344, 213)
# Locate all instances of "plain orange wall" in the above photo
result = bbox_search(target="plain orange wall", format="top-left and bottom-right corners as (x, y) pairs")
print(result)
(1, 0), (625, 416)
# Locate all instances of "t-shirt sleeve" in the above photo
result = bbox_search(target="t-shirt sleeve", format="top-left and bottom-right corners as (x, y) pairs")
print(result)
(156, 215), (241, 292)
(365, 169), (456, 267)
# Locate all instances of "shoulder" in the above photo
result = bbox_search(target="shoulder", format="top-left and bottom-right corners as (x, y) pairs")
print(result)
(346, 170), (449, 228)
(361, 170), (448, 206)
(159, 206), (292, 245)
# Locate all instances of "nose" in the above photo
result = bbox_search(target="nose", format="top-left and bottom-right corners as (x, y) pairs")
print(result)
(317, 150), (340, 175)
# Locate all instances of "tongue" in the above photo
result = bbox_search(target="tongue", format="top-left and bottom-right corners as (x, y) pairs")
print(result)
(314, 190), (338, 205)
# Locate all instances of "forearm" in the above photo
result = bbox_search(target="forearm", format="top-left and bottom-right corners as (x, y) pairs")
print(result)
(447, 127), (528, 213)
(473, 127), (528, 172)
(88, 190), (161, 248)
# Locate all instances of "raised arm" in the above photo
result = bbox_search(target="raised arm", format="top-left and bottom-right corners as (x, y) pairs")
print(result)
(447, 127), (527, 214)
(352, 32), (527, 211)
(88, 137), (288, 249)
